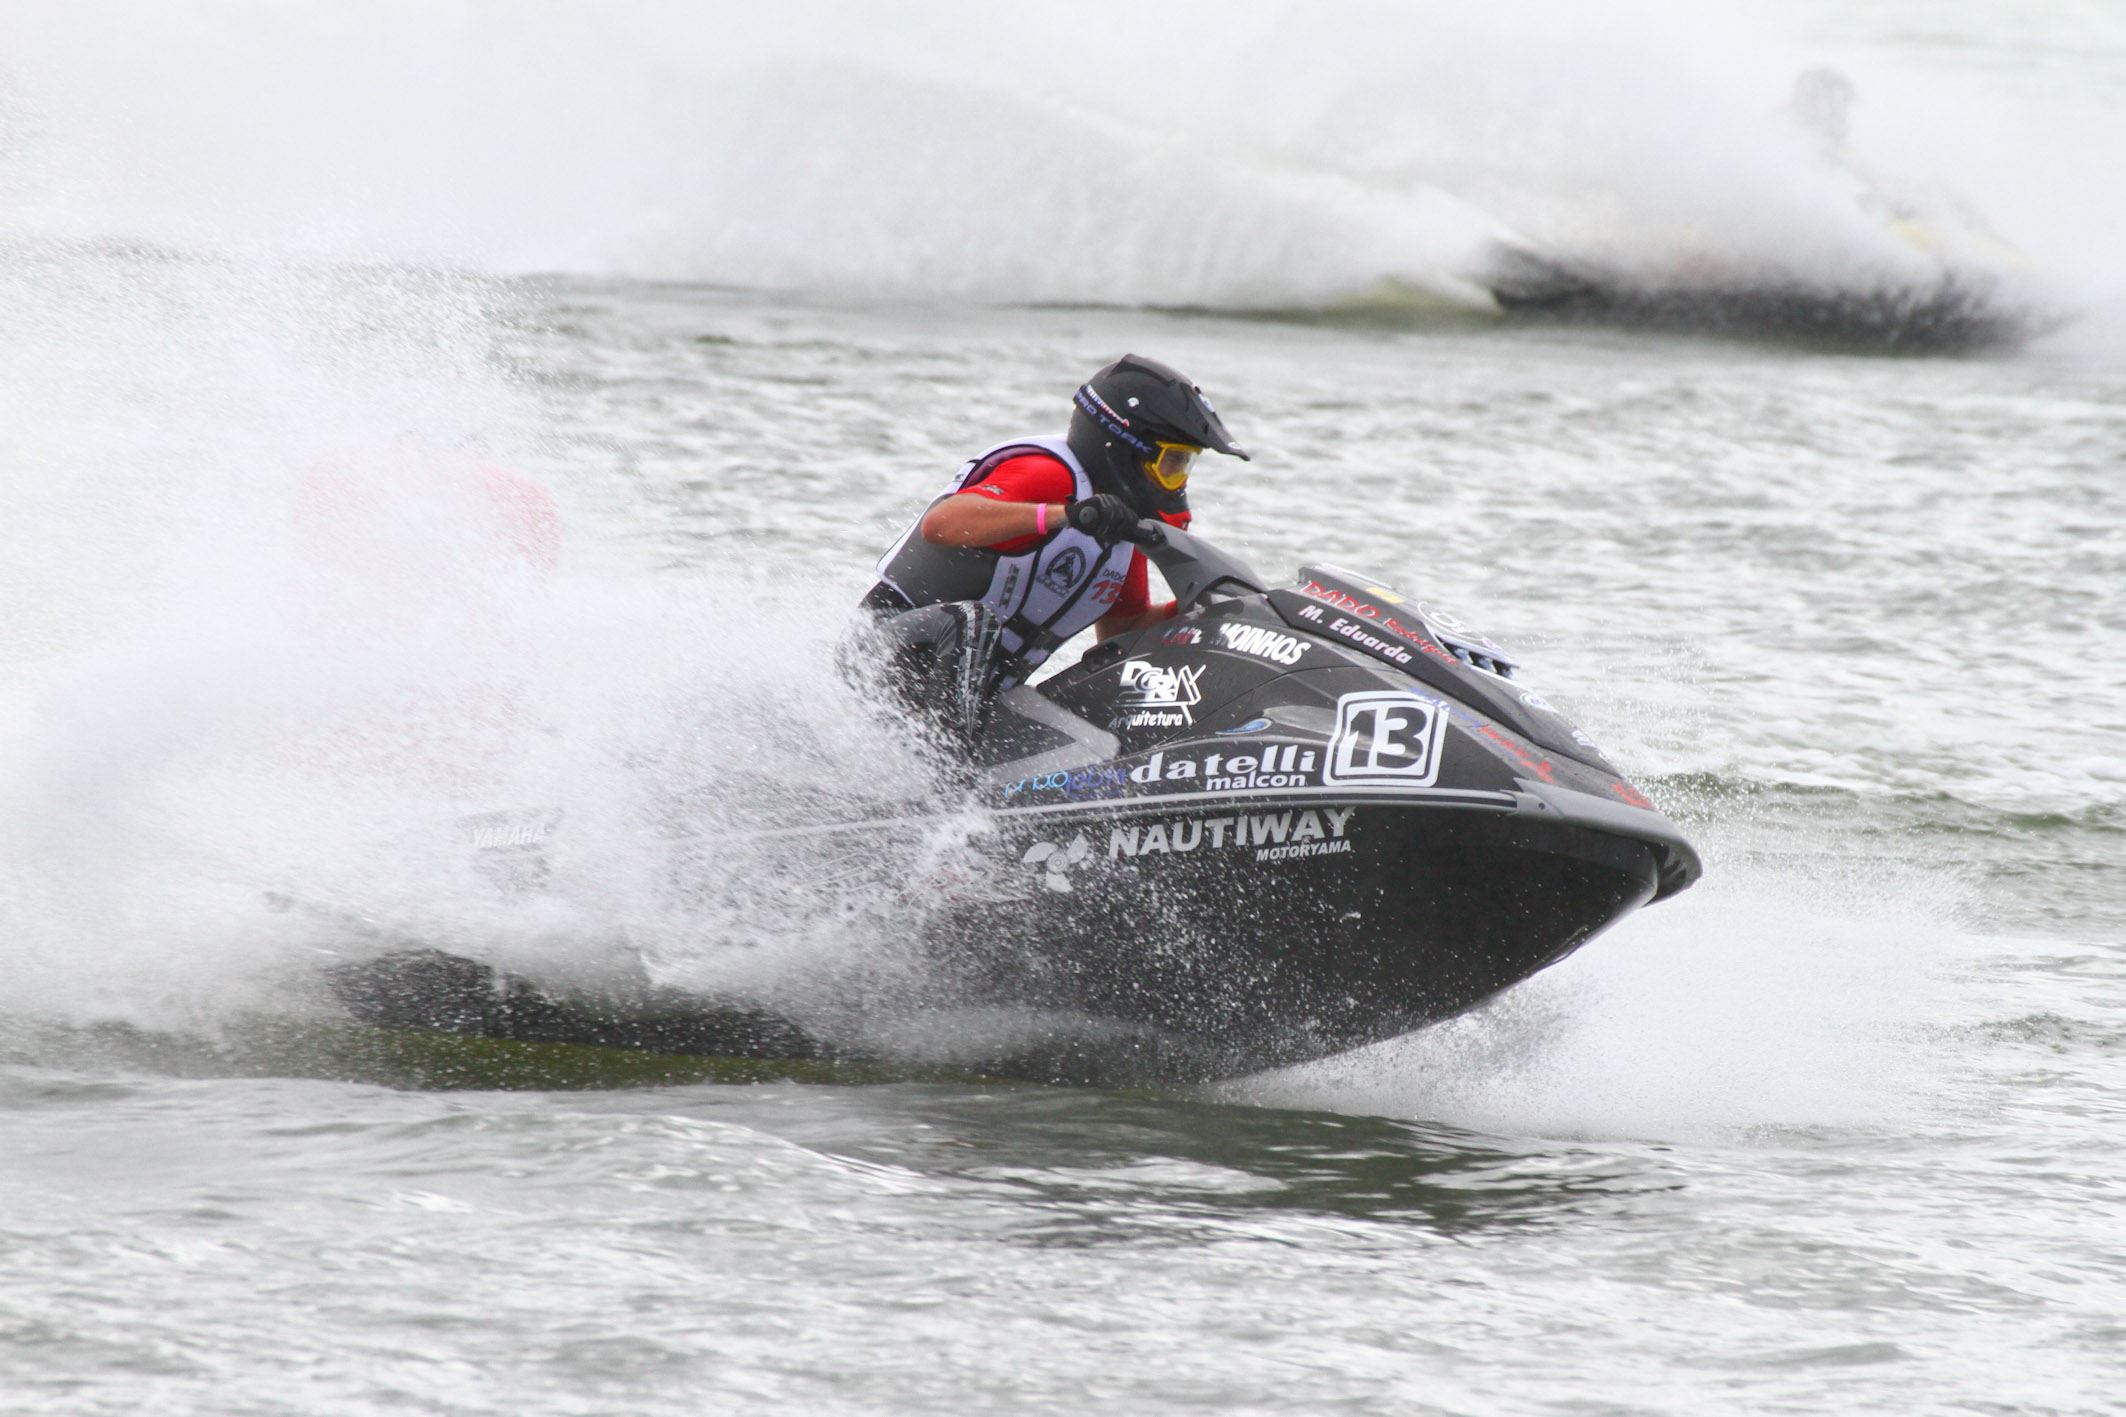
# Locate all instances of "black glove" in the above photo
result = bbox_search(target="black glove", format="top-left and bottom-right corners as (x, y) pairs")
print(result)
(1065, 494), (1140, 546)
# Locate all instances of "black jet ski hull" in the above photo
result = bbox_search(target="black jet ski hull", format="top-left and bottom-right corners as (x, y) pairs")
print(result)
(323, 533), (1704, 1086)
(910, 796), (1662, 1081)
(1482, 244), (2054, 352)
(329, 791), (1670, 1085)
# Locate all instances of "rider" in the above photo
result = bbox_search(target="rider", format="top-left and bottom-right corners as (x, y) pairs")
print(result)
(859, 353), (1249, 738)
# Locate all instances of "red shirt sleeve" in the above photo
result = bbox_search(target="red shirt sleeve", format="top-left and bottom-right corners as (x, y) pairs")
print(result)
(953, 454), (1174, 625)
(953, 453), (1075, 552)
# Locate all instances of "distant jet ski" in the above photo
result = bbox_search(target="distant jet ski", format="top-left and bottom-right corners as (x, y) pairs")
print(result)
(321, 522), (1701, 1085)
(1474, 69), (2060, 352)
(1478, 216), (2052, 353)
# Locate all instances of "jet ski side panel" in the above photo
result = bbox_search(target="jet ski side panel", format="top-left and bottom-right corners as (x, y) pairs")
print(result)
(324, 793), (1660, 1087)
(930, 798), (1660, 1081)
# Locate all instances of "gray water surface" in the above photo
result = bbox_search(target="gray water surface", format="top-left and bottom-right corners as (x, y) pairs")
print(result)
(3, 267), (2121, 1416)
(5, 2), (2126, 1410)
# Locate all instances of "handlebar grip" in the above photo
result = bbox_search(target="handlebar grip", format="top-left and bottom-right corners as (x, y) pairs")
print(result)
(1125, 520), (1167, 548)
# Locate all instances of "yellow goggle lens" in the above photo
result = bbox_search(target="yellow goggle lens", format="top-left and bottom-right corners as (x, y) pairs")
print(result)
(1146, 442), (1200, 491)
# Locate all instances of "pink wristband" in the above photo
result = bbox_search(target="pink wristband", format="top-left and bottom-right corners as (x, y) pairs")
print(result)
(1036, 503), (1049, 535)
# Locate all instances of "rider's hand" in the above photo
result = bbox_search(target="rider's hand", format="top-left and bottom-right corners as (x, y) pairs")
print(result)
(1065, 494), (1139, 545)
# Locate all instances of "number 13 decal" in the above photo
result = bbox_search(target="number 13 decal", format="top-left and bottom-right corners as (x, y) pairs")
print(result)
(1324, 691), (1448, 785)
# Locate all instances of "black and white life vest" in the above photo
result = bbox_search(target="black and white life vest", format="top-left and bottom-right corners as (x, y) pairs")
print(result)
(873, 435), (1135, 676)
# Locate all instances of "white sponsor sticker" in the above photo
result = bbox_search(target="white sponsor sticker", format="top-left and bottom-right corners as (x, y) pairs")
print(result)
(1215, 622), (1307, 667)
(1022, 833), (1091, 893)
(1324, 690), (1448, 786)
(1112, 659), (1205, 730)
(1126, 744), (1319, 792)
(1108, 807), (1356, 865)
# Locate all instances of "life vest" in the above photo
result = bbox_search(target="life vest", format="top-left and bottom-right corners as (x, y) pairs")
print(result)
(872, 435), (1136, 678)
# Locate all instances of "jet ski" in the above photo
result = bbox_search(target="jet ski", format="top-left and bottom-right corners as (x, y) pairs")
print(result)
(1469, 72), (2059, 357)
(1481, 236), (2049, 352)
(326, 523), (1702, 1085)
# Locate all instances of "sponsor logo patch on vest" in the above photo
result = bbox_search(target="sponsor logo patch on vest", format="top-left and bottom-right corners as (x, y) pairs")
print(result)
(1040, 546), (1088, 594)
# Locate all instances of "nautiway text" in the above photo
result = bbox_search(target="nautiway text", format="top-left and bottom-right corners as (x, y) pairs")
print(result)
(1108, 807), (1356, 864)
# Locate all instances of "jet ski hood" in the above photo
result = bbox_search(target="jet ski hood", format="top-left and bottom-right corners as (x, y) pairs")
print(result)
(982, 532), (1700, 904)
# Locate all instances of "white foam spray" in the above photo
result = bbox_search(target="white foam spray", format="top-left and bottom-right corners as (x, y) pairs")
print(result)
(6, 1), (2118, 320)
(0, 241), (948, 1042)
(1219, 847), (1979, 1144)
(4, 0), (2115, 1067)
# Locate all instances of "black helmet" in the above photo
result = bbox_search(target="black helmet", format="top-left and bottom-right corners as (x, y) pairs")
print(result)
(1066, 354), (1250, 524)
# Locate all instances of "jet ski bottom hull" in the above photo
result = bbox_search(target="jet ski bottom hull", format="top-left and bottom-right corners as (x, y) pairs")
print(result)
(1492, 263), (2042, 352)
(329, 800), (1666, 1085)
(1477, 240), (2052, 352)
(922, 803), (1659, 1080)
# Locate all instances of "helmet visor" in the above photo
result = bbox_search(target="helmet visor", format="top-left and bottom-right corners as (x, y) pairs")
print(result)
(1145, 442), (1200, 493)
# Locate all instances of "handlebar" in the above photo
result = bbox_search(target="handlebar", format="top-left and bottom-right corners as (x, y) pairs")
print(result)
(1125, 520), (1267, 614)
(1124, 519), (1168, 548)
